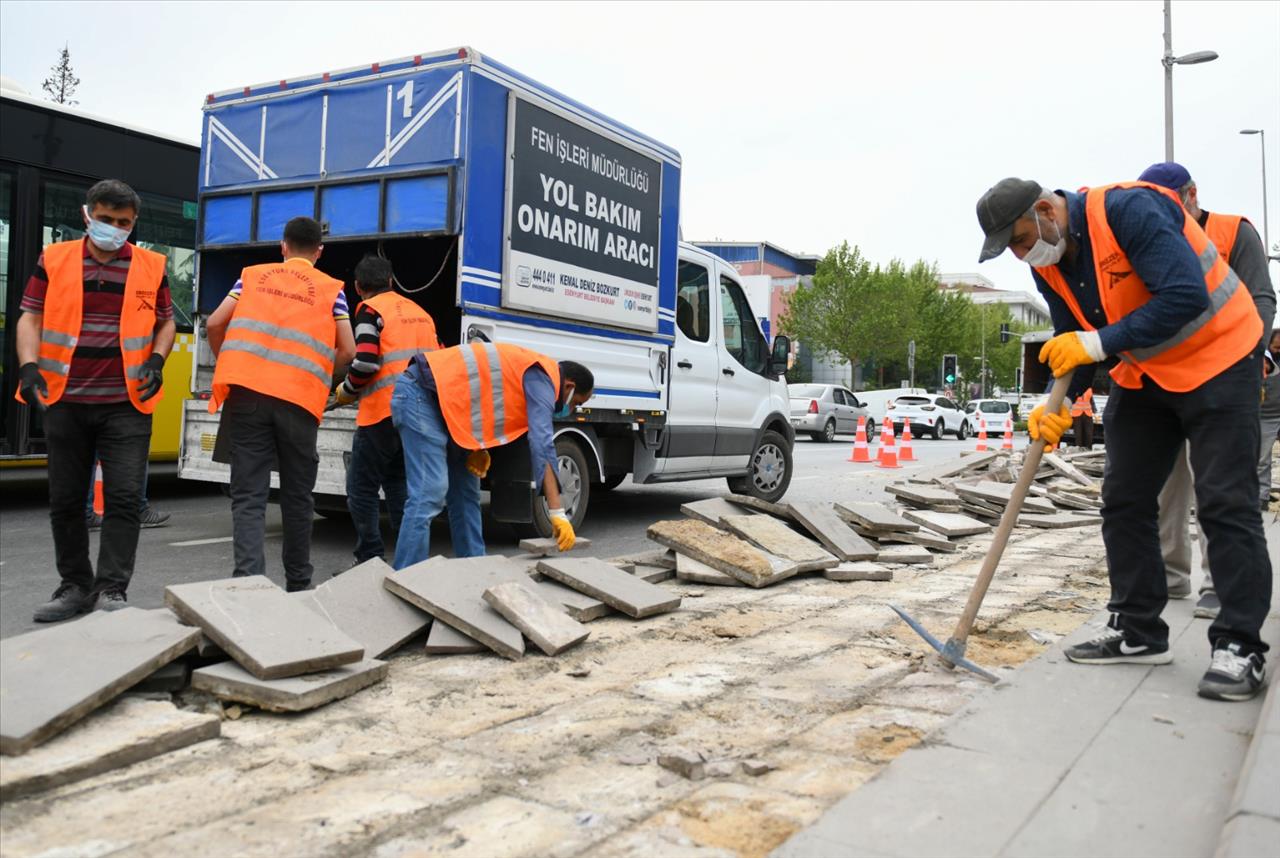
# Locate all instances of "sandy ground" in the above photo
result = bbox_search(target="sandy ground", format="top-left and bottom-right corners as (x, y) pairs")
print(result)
(0, 526), (1108, 858)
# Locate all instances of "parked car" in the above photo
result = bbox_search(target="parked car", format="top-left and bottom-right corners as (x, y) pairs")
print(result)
(887, 394), (970, 440)
(788, 384), (874, 442)
(965, 398), (1015, 429)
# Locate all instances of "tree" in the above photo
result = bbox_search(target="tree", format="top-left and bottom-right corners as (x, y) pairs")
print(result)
(42, 44), (80, 106)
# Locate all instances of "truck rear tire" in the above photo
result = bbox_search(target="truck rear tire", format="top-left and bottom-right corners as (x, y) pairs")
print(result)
(515, 437), (591, 539)
(726, 429), (792, 503)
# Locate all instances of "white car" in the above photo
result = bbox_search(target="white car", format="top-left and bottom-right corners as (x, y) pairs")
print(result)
(965, 398), (1016, 427)
(887, 394), (970, 440)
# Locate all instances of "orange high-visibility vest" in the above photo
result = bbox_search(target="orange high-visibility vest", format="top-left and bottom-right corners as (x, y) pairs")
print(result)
(1203, 212), (1245, 265)
(16, 240), (166, 413)
(425, 342), (561, 450)
(355, 290), (439, 427)
(1036, 181), (1260, 393)
(1070, 388), (1094, 417)
(209, 259), (344, 422)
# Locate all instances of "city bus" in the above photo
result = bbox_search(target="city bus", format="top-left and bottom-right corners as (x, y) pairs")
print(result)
(0, 81), (198, 467)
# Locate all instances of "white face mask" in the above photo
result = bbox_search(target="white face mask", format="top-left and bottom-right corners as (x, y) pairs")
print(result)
(1022, 210), (1066, 267)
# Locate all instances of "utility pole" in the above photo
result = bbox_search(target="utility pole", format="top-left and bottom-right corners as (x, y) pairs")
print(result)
(979, 303), (987, 399)
(1162, 0), (1218, 161)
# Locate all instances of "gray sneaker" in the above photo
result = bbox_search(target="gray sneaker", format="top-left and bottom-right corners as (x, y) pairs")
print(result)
(33, 584), (91, 623)
(1193, 591), (1220, 619)
(1198, 642), (1266, 702)
(96, 590), (129, 612)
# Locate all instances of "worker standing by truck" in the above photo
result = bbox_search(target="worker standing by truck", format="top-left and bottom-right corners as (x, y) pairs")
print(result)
(976, 176), (1270, 701)
(390, 341), (594, 569)
(16, 179), (175, 621)
(327, 255), (440, 567)
(205, 217), (356, 591)
(1069, 387), (1094, 450)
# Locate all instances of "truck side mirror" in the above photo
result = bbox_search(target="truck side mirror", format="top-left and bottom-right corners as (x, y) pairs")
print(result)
(769, 335), (790, 378)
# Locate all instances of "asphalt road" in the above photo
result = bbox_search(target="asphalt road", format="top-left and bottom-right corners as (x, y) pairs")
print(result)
(0, 431), (1026, 639)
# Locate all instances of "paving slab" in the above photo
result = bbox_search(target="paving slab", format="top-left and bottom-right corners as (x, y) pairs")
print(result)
(517, 536), (592, 557)
(165, 578), (364, 680)
(908, 450), (1000, 483)
(961, 502), (1001, 520)
(1042, 452), (1097, 487)
(874, 544), (934, 565)
(901, 509), (992, 537)
(834, 502), (919, 533)
(424, 620), (485, 654)
(885, 483), (963, 510)
(127, 660), (191, 694)
(869, 528), (956, 553)
(787, 501), (880, 561)
(720, 514), (837, 572)
(0, 608), (200, 755)
(0, 697), (220, 800)
(1018, 513), (1100, 529)
(483, 581), (590, 656)
(680, 497), (760, 527)
(295, 557), (433, 658)
(384, 556), (527, 660)
(605, 548), (677, 570)
(648, 518), (800, 587)
(724, 492), (794, 519)
(628, 563), (676, 584)
(824, 562), (893, 582)
(528, 576), (614, 622)
(536, 557), (681, 619)
(195, 634), (226, 660)
(675, 554), (746, 586)
(955, 481), (1057, 514)
(191, 659), (388, 712)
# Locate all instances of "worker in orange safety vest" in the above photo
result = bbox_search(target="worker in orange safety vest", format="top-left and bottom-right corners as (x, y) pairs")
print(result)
(1069, 387), (1095, 450)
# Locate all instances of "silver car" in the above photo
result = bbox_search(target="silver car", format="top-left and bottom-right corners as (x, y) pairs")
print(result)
(788, 384), (874, 442)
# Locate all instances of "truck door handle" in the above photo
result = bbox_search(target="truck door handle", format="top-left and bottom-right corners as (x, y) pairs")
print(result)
(677, 360), (693, 369)
(722, 367), (736, 377)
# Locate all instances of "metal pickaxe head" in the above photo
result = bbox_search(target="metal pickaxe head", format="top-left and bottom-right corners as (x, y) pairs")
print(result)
(889, 604), (1001, 683)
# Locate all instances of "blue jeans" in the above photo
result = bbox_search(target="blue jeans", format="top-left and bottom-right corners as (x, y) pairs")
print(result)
(390, 373), (484, 569)
(346, 418), (407, 563)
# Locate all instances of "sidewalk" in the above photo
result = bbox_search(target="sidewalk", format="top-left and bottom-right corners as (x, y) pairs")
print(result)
(775, 518), (1280, 858)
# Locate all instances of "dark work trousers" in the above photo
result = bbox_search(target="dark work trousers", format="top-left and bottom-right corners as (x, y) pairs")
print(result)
(1073, 414), (1094, 450)
(345, 417), (408, 563)
(224, 386), (320, 589)
(1101, 354), (1272, 654)
(44, 401), (152, 596)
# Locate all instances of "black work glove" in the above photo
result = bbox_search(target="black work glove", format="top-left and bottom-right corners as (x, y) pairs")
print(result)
(137, 353), (166, 402)
(18, 362), (48, 411)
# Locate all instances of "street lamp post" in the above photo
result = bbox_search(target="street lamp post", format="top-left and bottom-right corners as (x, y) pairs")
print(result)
(1162, 0), (1218, 160)
(1240, 129), (1273, 259)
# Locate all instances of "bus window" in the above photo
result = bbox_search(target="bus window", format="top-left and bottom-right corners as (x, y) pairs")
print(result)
(0, 170), (12, 423)
(135, 191), (196, 333)
(42, 179), (91, 246)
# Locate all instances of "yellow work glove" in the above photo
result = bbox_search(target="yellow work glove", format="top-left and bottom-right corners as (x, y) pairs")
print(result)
(324, 386), (358, 412)
(1028, 403), (1072, 453)
(1039, 331), (1106, 378)
(466, 449), (491, 478)
(548, 508), (576, 551)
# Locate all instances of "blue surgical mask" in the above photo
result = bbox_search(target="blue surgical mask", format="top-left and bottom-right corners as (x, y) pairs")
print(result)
(82, 206), (130, 252)
(554, 385), (575, 419)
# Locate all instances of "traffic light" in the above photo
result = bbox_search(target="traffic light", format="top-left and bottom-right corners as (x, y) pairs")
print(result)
(942, 354), (958, 385)
(999, 323), (1010, 344)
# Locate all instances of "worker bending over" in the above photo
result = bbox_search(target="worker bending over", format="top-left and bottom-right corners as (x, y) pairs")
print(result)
(205, 216), (355, 591)
(976, 176), (1270, 702)
(327, 254), (440, 566)
(391, 341), (594, 569)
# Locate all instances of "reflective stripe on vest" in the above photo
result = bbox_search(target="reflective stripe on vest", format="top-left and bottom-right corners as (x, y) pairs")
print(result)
(354, 291), (439, 427)
(14, 240), (166, 413)
(425, 342), (561, 450)
(208, 260), (344, 421)
(1035, 182), (1261, 393)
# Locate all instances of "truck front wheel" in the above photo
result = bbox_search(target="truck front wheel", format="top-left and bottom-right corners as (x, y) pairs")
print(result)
(726, 429), (793, 503)
(517, 437), (591, 539)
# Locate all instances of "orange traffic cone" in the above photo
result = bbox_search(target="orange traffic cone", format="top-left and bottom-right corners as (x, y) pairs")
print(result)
(1001, 414), (1014, 451)
(899, 418), (916, 461)
(878, 422), (901, 469)
(877, 419), (892, 461)
(849, 416), (873, 463)
(92, 461), (105, 516)
(975, 416), (988, 452)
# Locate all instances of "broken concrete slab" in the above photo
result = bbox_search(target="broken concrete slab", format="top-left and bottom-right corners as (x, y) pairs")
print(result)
(194, 634), (226, 661)
(127, 660), (191, 695)
(824, 562), (894, 582)
(293, 558), (432, 659)
(1018, 513), (1101, 529)
(1042, 452), (1096, 487)
(648, 519), (800, 587)
(724, 492), (794, 519)
(424, 620), (485, 654)
(517, 536), (592, 557)
(384, 557), (527, 660)
(680, 497), (758, 528)
(191, 659), (388, 712)
(720, 514), (837, 572)
(483, 581), (590, 656)
(901, 509), (993, 538)
(675, 554), (746, 586)
(629, 564), (676, 584)
(835, 502), (919, 533)
(872, 528), (957, 553)
(1, 608), (201, 755)
(536, 557), (680, 619)
(909, 450), (1001, 483)
(876, 544), (935, 565)
(165, 578), (364, 680)
(605, 548), (677, 570)
(787, 501), (880, 561)
(955, 481), (1057, 514)
(885, 483), (964, 511)
(0, 697), (219, 800)
(528, 577), (614, 622)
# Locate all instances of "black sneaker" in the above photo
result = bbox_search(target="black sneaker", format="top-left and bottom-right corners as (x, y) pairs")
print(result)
(86, 510), (103, 530)
(97, 589), (129, 612)
(285, 579), (312, 593)
(139, 506), (171, 528)
(1064, 625), (1172, 665)
(1193, 591), (1220, 620)
(32, 584), (91, 623)
(1198, 641), (1266, 701)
